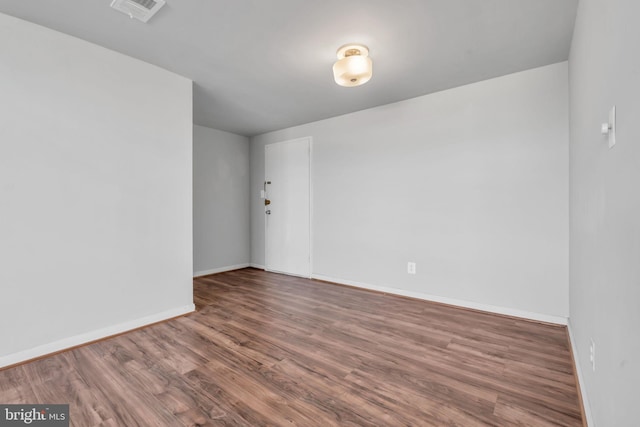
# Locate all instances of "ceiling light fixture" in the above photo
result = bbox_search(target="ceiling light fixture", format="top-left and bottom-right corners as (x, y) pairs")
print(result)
(110, 0), (166, 23)
(333, 44), (373, 87)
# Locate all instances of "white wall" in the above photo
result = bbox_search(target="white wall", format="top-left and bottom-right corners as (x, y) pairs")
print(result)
(0, 13), (194, 366)
(569, 0), (640, 425)
(193, 125), (250, 275)
(251, 62), (569, 322)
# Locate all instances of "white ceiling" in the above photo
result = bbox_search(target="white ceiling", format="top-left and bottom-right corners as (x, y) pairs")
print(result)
(0, 0), (577, 136)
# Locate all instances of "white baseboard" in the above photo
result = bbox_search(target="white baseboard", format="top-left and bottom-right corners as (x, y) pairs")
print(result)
(250, 263), (265, 270)
(193, 263), (250, 277)
(567, 321), (594, 426)
(0, 304), (195, 369)
(311, 274), (568, 325)
(265, 268), (311, 279)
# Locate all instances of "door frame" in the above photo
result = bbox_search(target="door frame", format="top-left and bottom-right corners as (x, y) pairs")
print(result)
(264, 136), (313, 278)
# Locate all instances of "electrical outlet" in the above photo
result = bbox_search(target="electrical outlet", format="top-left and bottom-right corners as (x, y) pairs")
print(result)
(589, 338), (596, 372)
(407, 262), (416, 275)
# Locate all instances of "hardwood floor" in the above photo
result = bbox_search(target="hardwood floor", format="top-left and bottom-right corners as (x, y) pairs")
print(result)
(0, 268), (583, 426)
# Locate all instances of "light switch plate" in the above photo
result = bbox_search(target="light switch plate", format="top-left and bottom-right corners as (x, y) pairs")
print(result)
(608, 106), (616, 148)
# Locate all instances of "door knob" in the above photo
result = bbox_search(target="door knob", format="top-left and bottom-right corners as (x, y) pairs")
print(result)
(265, 210), (271, 215)
(265, 199), (271, 206)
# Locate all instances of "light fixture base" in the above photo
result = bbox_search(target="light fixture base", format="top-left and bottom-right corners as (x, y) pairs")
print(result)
(336, 44), (369, 60)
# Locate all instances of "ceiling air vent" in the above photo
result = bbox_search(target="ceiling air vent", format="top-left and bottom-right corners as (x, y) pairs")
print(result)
(110, 0), (166, 23)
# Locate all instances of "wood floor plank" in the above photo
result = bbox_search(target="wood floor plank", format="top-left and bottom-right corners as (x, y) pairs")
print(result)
(0, 268), (583, 426)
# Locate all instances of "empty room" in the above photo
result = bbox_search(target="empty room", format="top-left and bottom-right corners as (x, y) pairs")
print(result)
(0, 0), (637, 426)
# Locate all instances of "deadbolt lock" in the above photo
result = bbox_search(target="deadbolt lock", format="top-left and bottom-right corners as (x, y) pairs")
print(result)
(264, 199), (271, 206)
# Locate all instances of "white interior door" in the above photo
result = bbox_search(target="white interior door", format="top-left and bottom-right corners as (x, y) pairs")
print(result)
(265, 137), (311, 277)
